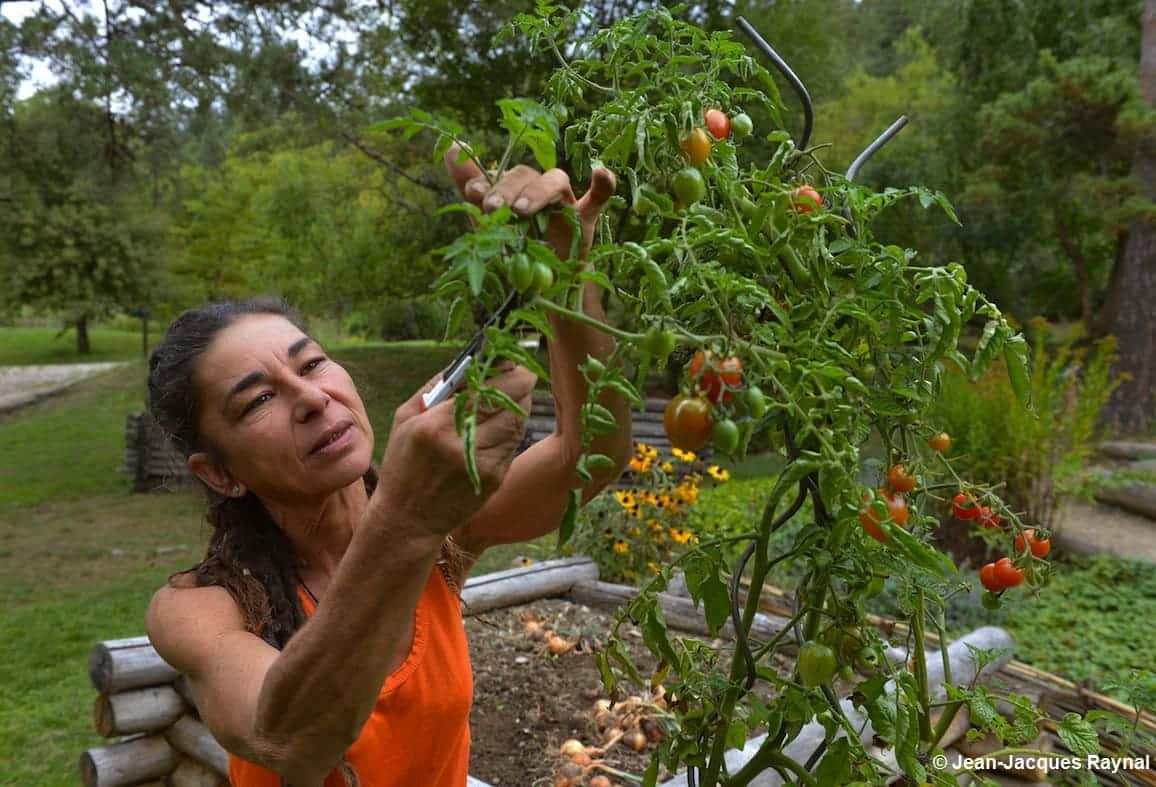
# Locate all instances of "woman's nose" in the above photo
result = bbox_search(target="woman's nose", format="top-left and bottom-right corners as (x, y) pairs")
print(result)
(291, 377), (331, 421)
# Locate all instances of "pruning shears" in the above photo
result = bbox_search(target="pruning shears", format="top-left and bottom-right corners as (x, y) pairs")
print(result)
(420, 289), (521, 412)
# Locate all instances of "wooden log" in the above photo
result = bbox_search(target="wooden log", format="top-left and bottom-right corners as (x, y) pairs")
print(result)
(165, 715), (229, 777)
(1097, 441), (1156, 460)
(95, 685), (186, 737)
(166, 757), (225, 787)
(566, 580), (790, 641)
(79, 735), (179, 787)
(1094, 482), (1156, 519)
(460, 556), (600, 616)
(89, 639), (180, 694)
(172, 674), (199, 715)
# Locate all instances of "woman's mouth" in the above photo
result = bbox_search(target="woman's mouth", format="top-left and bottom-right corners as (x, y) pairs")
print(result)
(310, 423), (354, 456)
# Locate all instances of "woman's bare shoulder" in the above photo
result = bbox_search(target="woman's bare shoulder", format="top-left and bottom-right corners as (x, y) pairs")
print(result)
(146, 576), (249, 675)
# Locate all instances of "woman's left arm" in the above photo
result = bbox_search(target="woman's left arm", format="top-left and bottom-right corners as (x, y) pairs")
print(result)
(441, 145), (634, 552)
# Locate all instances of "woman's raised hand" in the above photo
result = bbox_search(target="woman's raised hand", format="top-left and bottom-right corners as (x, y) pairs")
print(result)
(443, 143), (616, 261)
(370, 362), (537, 537)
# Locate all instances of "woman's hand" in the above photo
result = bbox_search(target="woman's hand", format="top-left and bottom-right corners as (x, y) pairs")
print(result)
(371, 362), (537, 538)
(443, 143), (616, 261)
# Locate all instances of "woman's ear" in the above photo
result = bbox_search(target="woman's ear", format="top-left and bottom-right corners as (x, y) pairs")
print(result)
(188, 452), (244, 497)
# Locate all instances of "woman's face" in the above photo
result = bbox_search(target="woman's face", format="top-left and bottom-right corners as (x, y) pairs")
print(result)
(190, 314), (375, 502)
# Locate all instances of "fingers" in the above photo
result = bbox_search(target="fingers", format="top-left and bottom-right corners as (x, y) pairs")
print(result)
(576, 166), (618, 224)
(507, 169), (575, 216)
(476, 165), (541, 213)
(444, 143), (486, 201)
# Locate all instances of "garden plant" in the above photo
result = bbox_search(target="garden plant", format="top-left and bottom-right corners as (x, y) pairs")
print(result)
(381, 5), (1143, 785)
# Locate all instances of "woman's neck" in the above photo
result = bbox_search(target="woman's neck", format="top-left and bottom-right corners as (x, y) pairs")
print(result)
(263, 478), (370, 578)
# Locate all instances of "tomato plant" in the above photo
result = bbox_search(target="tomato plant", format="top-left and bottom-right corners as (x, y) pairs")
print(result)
(887, 464), (917, 494)
(796, 641), (837, 687)
(703, 108), (731, 140)
(663, 394), (713, 452)
(384, 6), (1060, 785)
(928, 432), (951, 452)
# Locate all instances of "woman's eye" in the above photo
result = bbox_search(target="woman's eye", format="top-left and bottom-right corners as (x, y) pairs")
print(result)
(302, 357), (326, 374)
(244, 392), (272, 414)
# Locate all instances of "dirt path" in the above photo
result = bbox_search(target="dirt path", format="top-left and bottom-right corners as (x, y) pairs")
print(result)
(0, 362), (127, 414)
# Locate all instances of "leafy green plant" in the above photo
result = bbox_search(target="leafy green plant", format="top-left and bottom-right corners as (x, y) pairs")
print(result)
(377, 5), (1126, 785)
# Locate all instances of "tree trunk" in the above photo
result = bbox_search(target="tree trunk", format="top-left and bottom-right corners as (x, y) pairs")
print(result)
(1102, 0), (1156, 432)
(77, 314), (91, 354)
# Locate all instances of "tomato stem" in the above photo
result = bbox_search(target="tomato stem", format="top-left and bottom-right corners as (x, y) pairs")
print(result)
(911, 589), (934, 744)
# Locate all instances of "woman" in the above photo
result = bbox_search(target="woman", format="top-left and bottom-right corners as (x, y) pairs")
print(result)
(144, 149), (630, 787)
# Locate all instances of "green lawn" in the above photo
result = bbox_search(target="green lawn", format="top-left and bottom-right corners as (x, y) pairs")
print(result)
(0, 326), (153, 365)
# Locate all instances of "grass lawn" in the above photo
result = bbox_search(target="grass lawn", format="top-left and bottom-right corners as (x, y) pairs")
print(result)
(0, 326), (153, 365)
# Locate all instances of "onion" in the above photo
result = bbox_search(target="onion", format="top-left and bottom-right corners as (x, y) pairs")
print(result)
(570, 751), (592, 767)
(547, 635), (574, 655)
(589, 777), (612, 787)
(593, 699), (612, 713)
(559, 739), (585, 757)
(628, 731), (648, 752)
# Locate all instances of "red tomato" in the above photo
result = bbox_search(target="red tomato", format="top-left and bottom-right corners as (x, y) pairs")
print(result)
(887, 464), (917, 494)
(687, 350), (743, 404)
(979, 563), (1003, 592)
(681, 127), (711, 166)
(1015, 529), (1051, 558)
(704, 108), (731, 140)
(951, 493), (980, 520)
(663, 395), (713, 452)
(789, 185), (822, 214)
(993, 557), (1024, 588)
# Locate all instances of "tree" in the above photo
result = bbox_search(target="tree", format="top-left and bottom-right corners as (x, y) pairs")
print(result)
(0, 90), (158, 351)
(1103, 0), (1156, 431)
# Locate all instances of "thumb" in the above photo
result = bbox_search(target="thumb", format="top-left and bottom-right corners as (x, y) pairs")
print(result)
(576, 166), (617, 223)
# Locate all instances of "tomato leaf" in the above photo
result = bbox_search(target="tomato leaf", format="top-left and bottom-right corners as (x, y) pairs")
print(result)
(1057, 712), (1100, 757)
(814, 738), (852, 785)
(557, 487), (580, 548)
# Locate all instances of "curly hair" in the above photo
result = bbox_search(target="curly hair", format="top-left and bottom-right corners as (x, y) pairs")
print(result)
(147, 297), (468, 784)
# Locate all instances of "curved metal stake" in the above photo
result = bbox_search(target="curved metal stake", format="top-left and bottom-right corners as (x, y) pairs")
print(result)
(735, 16), (814, 151)
(846, 115), (909, 183)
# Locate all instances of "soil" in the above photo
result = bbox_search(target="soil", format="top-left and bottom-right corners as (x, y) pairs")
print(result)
(464, 597), (790, 787)
(465, 597), (673, 787)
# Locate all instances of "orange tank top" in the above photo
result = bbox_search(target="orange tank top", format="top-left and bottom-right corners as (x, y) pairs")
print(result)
(228, 565), (473, 787)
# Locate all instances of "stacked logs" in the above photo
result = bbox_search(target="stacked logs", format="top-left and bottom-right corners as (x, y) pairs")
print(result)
(81, 636), (228, 787)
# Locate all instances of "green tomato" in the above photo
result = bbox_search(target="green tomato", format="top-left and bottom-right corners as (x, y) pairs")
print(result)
(797, 641), (838, 687)
(863, 576), (885, 599)
(731, 112), (753, 138)
(711, 418), (740, 455)
(644, 326), (677, 359)
(854, 647), (879, 672)
(981, 591), (1003, 610)
(509, 253), (534, 294)
(532, 261), (554, 292)
(551, 102), (569, 125)
(743, 386), (768, 419)
(821, 625), (863, 664)
(672, 167), (706, 204)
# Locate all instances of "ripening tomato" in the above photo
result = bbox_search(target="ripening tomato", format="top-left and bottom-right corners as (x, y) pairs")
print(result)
(951, 493), (981, 520)
(688, 350), (743, 404)
(979, 562), (1003, 592)
(789, 185), (822, 214)
(704, 108), (731, 139)
(663, 395), (713, 452)
(993, 557), (1024, 588)
(681, 127), (712, 166)
(928, 432), (952, 452)
(1015, 529), (1051, 558)
(860, 490), (909, 543)
(672, 167), (706, 204)
(887, 464), (917, 494)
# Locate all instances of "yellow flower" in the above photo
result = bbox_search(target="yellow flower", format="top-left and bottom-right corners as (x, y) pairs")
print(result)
(669, 527), (693, 545)
(604, 528), (614, 539)
(648, 519), (664, 533)
(708, 465), (731, 481)
(661, 462), (675, 473)
(613, 539), (630, 555)
(636, 442), (658, 459)
(647, 561), (660, 575)
(614, 491), (637, 509)
(671, 448), (698, 463)
(627, 526), (641, 537)
(629, 456), (651, 474)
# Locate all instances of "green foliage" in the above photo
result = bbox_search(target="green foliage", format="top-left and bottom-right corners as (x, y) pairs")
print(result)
(930, 320), (1123, 531)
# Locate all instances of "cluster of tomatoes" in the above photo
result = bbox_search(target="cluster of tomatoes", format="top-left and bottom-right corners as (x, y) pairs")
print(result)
(951, 492), (1051, 604)
(859, 463), (919, 544)
(662, 349), (765, 457)
(670, 108), (821, 216)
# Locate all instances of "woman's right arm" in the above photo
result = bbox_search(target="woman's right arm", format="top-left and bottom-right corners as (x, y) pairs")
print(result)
(146, 363), (535, 784)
